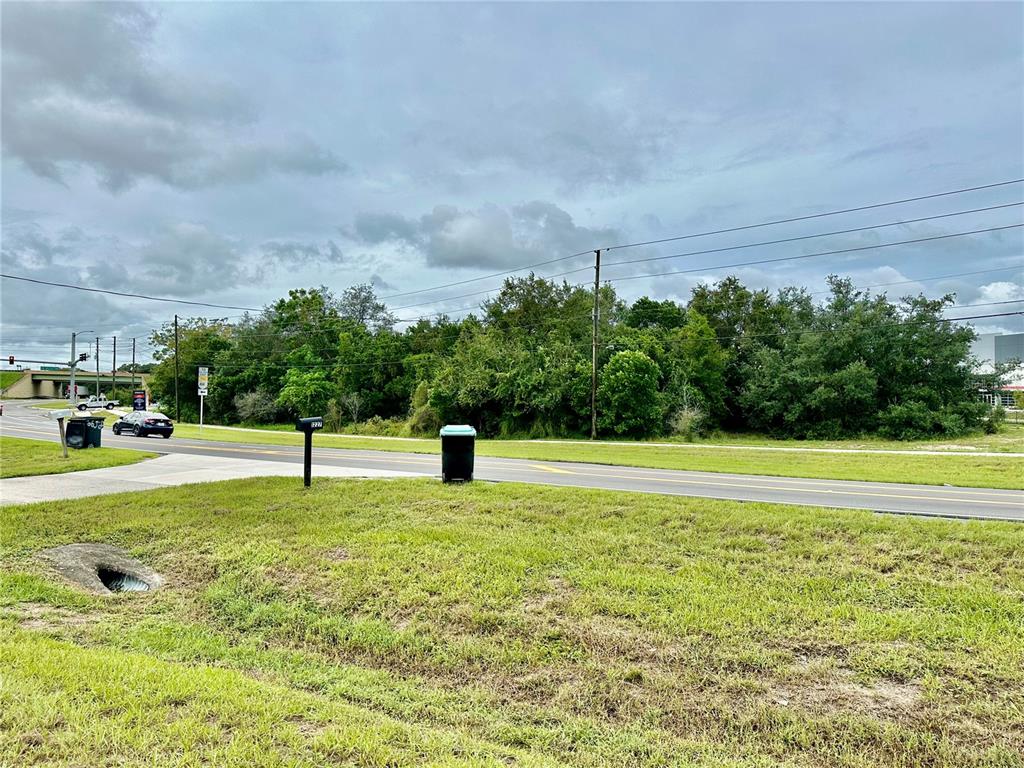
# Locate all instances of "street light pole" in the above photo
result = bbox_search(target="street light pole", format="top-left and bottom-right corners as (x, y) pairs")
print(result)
(69, 330), (94, 405)
(70, 333), (78, 405)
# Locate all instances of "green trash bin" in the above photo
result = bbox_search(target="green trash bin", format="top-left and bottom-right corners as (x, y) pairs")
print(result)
(440, 425), (476, 483)
(85, 417), (105, 448)
(65, 418), (88, 449)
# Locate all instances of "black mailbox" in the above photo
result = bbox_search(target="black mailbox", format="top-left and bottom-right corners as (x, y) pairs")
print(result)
(295, 416), (324, 486)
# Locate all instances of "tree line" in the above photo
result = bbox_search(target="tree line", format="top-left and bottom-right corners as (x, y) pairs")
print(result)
(141, 275), (1005, 440)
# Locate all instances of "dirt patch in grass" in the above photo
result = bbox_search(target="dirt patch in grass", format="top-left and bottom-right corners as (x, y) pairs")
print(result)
(770, 672), (922, 719)
(14, 602), (94, 632)
(523, 574), (575, 613)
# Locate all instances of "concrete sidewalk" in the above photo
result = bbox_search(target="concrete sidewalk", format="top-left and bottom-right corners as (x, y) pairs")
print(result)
(0, 453), (424, 505)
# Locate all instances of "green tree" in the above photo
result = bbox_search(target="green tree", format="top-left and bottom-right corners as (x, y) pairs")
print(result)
(597, 351), (663, 437)
(665, 310), (729, 423)
(147, 318), (233, 422)
(275, 348), (337, 417)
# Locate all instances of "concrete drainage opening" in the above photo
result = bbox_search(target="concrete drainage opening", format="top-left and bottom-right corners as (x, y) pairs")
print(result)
(39, 543), (164, 595)
(97, 567), (151, 592)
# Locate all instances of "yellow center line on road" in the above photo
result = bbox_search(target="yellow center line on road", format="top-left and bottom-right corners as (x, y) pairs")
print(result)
(528, 463), (575, 474)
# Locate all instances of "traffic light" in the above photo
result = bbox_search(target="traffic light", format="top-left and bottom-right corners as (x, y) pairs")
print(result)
(7, 356), (13, 365)
(78, 353), (88, 362)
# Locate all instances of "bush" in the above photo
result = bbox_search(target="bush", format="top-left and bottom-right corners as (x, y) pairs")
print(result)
(877, 401), (938, 440)
(408, 404), (442, 436)
(984, 405), (1006, 434)
(343, 416), (409, 437)
(597, 351), (663, 437)
(669, 407), (707, 442)
(234, 389), (280, 424)
(325, 399), (345, 432)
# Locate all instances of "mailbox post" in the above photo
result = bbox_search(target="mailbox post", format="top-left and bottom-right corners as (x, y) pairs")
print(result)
(47, 409), (74, 458)
(295, 416), (324, 487)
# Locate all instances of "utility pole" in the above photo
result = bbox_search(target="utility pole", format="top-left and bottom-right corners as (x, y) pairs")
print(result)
(70, 332), (77, 404)
(174, 315), (180, 421)
(95, 337), (100, 397)
(591, 249), (601, 440)
(112, 336), (117, 393)
(131, 338), (136, 391)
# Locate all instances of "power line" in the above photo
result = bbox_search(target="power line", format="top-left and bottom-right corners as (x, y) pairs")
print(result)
(0, 274), (262, 312)
(370, 177), (1024, 302)
(381, 222), (1023, 311)
(598, 201), (1023, 270)
(4, 185), (1019, 321)
(806, 265), (1023, 296)
(601, 224), (1024, 284)
(603, 178), (1024, 252)
(382, 207), (1024, 313)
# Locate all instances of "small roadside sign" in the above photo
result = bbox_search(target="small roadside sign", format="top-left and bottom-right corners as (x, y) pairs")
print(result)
(197, 366), (209, 396)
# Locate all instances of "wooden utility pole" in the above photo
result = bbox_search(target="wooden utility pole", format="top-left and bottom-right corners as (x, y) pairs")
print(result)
(131, 338), (136, 391)
(591, 249), (601, 440)
(95, 337), (100, 397)
(174, 315), (180, 420)
(112, 336), (116, 392)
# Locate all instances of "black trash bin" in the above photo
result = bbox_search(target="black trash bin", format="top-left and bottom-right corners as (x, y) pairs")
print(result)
(65, 418), (88, 449)
(85, 417), (105, 448)
(440, 425), (476, 482)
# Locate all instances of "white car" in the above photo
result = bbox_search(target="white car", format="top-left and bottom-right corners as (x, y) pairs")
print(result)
(75, 396), (119, 411)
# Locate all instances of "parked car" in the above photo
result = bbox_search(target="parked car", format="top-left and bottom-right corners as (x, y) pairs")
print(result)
(112, 411), (174, 438)
(76, 395), (120, 411)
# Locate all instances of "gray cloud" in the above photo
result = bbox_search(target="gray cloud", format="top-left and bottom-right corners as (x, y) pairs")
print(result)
(1, 2), (344, 191)
(262, 239), (344, 266)
(1, 221), (86, 269)
(411, 97), (681, 191)
(82, 222), (256, 297)
(1, 2), (1021, 351)
(353, 200), (619, 269)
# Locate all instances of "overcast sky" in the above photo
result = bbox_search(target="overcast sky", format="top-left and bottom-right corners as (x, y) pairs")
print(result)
(2, 1), (1022, 366)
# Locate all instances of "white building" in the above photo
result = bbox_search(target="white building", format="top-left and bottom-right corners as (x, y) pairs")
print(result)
(971, 332), (1024, 407)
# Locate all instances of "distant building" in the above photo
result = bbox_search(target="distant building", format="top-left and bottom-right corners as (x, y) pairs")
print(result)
(971, 332), (1024, 407)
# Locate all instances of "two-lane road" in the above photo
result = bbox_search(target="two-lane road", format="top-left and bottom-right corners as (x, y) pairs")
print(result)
(3, 401), (1021, 521)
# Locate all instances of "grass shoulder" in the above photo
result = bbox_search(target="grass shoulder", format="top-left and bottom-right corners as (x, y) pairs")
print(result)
(2, 478), (1022, 766)
(0, 436), (156, 479)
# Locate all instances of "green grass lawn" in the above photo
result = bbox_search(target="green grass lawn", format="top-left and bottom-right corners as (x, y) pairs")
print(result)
(1, 478), (1022, 767)
(0, 436), (155, 478)
(172, 423), (1024, 490)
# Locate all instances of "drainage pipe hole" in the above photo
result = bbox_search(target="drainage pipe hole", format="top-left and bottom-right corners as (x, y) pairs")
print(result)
(97, 567), (150, 592)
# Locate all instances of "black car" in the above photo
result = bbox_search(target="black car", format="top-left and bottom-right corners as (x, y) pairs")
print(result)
(113, 411), (174, 438)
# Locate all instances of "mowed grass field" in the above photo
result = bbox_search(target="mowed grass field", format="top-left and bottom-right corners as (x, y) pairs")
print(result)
(0, 436), (156, 478)
(170, 423), (1024, 489)
(2, 478), (1022, 767)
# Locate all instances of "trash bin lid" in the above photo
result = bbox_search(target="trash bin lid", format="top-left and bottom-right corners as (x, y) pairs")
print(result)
(440, 424), (477, 437)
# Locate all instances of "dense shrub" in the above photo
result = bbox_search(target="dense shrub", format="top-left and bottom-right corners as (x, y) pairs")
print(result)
(597, 351), (663, 437)
(234, 389), (281, 424)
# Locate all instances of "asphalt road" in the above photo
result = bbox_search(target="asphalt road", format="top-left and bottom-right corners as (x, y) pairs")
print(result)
(3, 401), (1022, 521)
